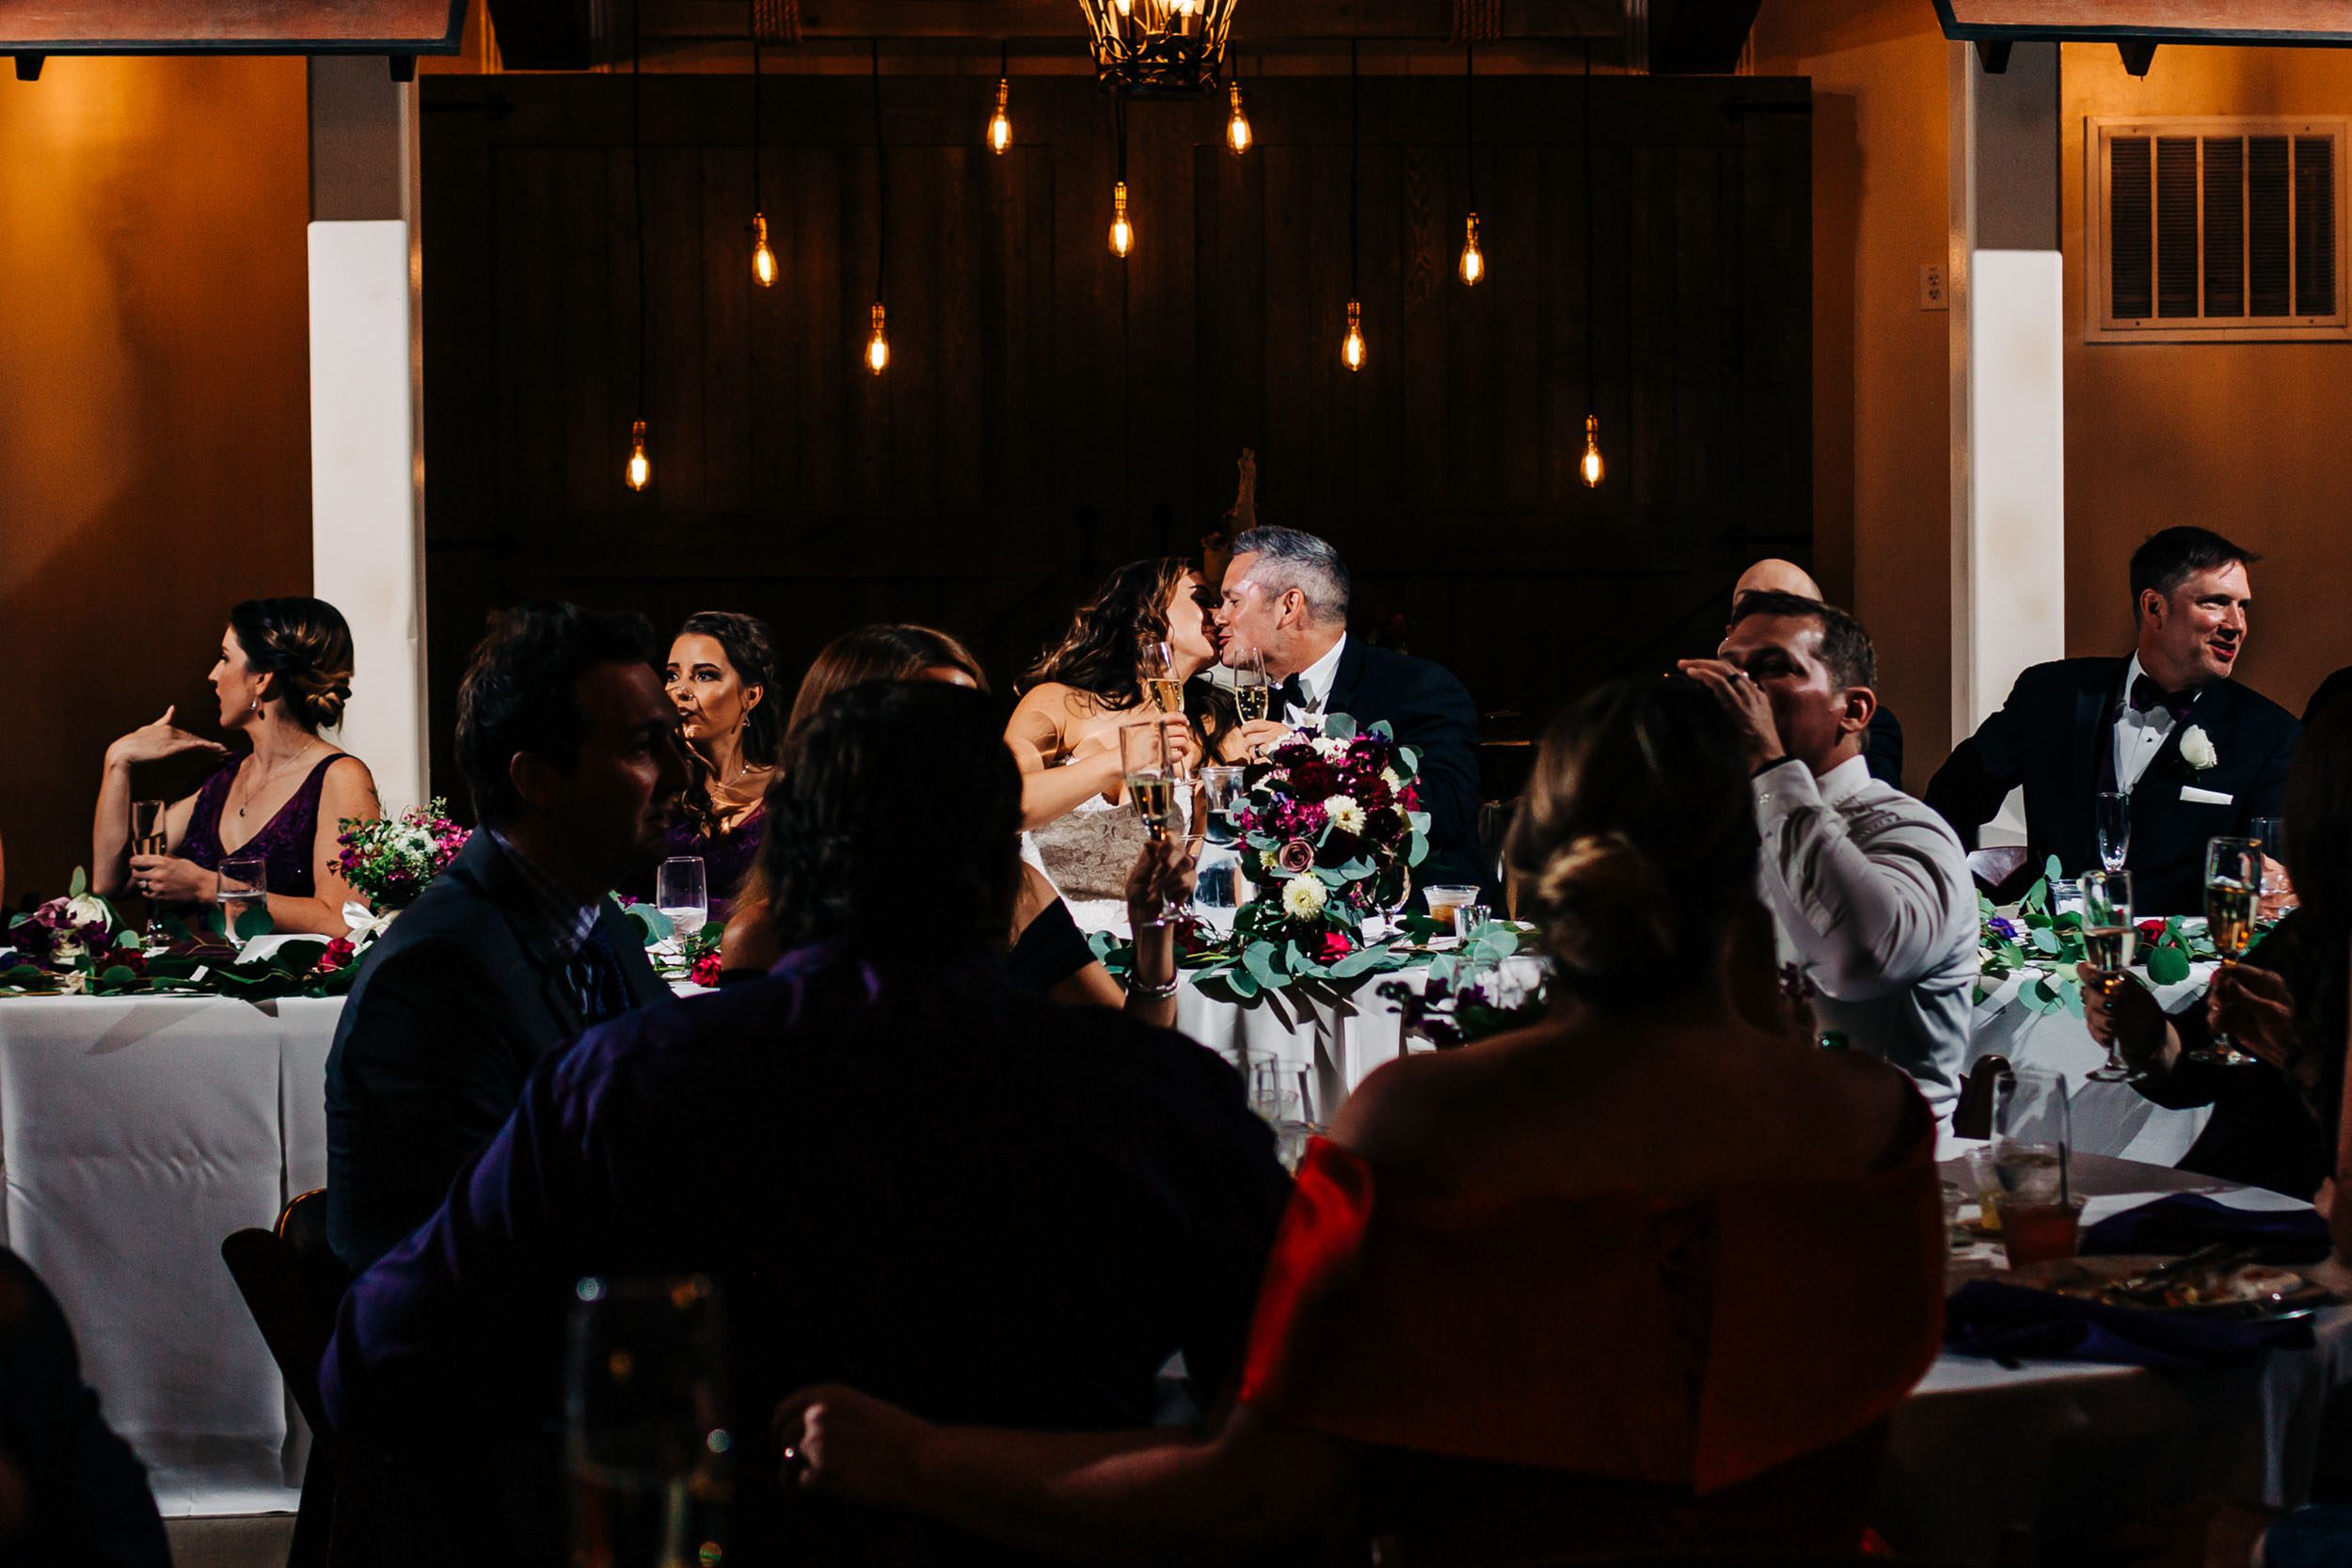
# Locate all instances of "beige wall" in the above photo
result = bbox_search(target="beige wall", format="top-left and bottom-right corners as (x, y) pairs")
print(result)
(2061, 43), (2352, 720)
(1754, 0), (1954, 788)
(0, 57), (312, 905)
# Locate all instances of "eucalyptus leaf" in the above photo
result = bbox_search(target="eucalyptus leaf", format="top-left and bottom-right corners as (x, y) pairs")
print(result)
(2045, 853), (2064, 881)
(1322, 713), (1359, 743)
(1243, 941), (1287, 992)
(1328, 945), (1395, 979)
(2146, 945), (2191, 986)
(2031, 926), (2061, 957)
(69, 865), (88, 898)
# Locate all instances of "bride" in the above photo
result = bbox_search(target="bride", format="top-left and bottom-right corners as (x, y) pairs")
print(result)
(1008, 559), (1242, 910)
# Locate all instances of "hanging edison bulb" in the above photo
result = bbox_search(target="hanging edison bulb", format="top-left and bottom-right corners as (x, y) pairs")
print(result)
(1109, 180), (1134, 258)
(625, 419), (651, 491)
(988, 77), (1012, 154)
(1342, 299), (1365, 372)
(866, 303), (890, 375)
(1458, 214), (1484, 286)
(1580, 413), (1605, 488)
(1225, 80), (1253, 155)
(750, 213), (777, 288)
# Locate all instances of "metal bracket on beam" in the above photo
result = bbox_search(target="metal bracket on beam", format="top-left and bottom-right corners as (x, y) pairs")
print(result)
(2118, 40), (2157, 76)
(389, 54), (416, 82)
(13, 54), (43, 81)
(1974, 38), (2012, 73)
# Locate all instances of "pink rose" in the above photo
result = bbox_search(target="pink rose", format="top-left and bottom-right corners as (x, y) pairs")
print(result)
(691, 953), (723, 988)
(1276, 839), (1316, 875)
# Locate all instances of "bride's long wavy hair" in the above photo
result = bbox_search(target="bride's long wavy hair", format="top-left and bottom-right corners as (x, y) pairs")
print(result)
(1021, 558), (1194, 711)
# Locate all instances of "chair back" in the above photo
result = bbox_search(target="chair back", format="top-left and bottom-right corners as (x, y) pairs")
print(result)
(1951, 1053), (2012, 1140)
(222, 1190), (351, 1454)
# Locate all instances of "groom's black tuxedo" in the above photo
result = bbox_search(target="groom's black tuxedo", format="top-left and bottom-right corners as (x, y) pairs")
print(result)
(1322, 638), (1489, 898)
(1925, 657), (2299, 915)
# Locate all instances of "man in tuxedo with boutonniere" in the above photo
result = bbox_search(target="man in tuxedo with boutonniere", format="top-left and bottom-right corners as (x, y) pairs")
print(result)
(1926, 527), (2300, 915)
(1213, 526), (1488, 899)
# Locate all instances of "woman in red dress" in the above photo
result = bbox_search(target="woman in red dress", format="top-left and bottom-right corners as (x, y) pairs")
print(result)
(779, 676), (1947, 1566)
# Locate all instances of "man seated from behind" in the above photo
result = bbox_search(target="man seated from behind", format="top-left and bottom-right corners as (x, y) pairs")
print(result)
(1681, 593), (1976, 1119)
(324, 603), (684, 1272)
(322, 680), (1294, 1562)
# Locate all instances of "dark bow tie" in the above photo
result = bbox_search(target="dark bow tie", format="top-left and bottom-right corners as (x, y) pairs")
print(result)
(2130, 673), (2198, 725)
(1277, 674), (1310, 713)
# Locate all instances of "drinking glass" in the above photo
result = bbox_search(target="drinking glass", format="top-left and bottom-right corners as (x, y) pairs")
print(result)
(1232, 646), (1273, 728)
(2251, 816), (2296, 914)
(1424, 885), (1481, 937)
(656, 857), (708, 944)
(1993, 1065), (2080, 1266)
(1120, 720), (1176, 844)
(1452, 903), (1492, 942)
(1191, 766), (1248, 926)
(129, 799), (169, 939)
(2194, 836), (2264, 1067)
(567, 1275), (732, 1568)
(2094, 790), (2132, 874)
(2079, 869), (2136, 1083)
(1247, 1056), (1311, 1172)
(216, 857), (268, 943)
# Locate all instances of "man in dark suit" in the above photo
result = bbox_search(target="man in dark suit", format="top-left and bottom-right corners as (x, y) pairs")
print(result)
(1214, 526), (1487, 895)
(1926, 527), (2299, 915)
(325, 603), (686, 1272)
(1732, 558), (1904, 788)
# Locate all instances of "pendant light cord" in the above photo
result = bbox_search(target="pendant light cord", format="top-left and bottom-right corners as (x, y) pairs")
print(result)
(1582, 38), (1596, 412)
(1115, 92), (1127, 182)
(632, 2), (646, 420)
(871, 39), (887, 304)
(751, 25), (761, 215)
(1348, 38), (1360, 299)
(1465, 40), (1475, 212)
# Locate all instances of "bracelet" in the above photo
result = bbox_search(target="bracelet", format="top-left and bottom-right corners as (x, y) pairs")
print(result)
(1130, 972), (1181, 1000)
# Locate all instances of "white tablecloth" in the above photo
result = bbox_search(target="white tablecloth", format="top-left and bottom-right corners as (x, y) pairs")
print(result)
(0, 995), (338, 1515)
(1970, 963), (2216, 1163)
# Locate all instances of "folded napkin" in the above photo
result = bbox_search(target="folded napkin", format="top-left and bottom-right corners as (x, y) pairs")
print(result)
(1945, 1279), (2315, 1370)
(2081, 1194), (2332, 1264)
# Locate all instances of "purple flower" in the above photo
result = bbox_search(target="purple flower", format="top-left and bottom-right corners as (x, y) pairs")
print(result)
(1987, 917), (2020, 941)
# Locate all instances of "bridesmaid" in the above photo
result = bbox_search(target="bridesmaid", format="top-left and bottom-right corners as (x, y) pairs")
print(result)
(660, 611), (782, 917)
(92, 597), (381, 937)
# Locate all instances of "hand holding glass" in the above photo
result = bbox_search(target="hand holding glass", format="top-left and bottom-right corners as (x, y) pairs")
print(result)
(567, 1275), (732, 1568)
(2079, 869), (2135, 1083)
(2195, 836), (2263, 1067)
(130, 799), (169, 938)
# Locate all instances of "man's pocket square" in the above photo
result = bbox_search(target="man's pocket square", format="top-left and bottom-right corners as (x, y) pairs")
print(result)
(2180, 784), (2234, 806)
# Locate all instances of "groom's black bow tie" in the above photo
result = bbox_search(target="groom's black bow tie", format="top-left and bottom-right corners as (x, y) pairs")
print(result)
(1277, 674), (1310, 713)
(2130, 673), (2198, 725)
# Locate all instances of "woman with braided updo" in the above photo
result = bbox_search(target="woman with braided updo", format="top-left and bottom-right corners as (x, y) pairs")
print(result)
(776, 677), (1946, 1565)
(657, 610), (783, 916)
(93, 597), (381, 937)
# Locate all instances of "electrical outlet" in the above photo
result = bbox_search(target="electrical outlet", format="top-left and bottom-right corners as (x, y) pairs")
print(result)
(1919, 262), (1948, 311)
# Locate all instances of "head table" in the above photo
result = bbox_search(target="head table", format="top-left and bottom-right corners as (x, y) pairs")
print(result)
(0, 957), (2307, 1554)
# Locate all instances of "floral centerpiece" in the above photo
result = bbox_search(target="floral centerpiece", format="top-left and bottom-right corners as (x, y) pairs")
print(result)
(337, 800), (469, 912)
(1977, 854), (2221, 1017)
(1, 867), (359, 999)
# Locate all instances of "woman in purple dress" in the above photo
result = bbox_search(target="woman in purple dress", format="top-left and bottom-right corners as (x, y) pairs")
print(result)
(660, 611), (780, 917)
(92, 597), (381, 937)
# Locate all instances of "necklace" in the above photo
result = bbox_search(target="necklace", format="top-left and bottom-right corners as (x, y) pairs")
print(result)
(237, 741), (322, 818)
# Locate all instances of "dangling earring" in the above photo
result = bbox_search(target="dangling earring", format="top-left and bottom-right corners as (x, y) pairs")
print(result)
(248, 697), (262, 715)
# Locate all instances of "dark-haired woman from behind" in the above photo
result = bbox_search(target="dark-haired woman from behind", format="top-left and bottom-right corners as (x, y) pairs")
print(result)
(778, 677), (1946, 1566)
(92, 597), (381, 938)
(659, 611), (781, 918)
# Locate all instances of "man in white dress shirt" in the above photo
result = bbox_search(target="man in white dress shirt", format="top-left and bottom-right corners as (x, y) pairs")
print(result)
(1680, 592), (1976, 1118)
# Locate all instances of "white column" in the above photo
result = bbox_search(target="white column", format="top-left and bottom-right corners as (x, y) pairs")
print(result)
(308, 59), (427, 814)
(1949, 42), (2064, 844)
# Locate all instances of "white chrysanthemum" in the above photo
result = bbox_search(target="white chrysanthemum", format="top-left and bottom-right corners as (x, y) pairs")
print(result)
(1326, 794), (1366, 834)
(1381, 767), (1402, 787)
(1282, 874), (1327, 920)
(1313, 736), (1347, 759)
(64, 893), (109, 928)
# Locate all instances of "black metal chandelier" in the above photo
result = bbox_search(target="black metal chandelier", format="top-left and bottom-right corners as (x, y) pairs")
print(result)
(1077, 0), (1240, 97)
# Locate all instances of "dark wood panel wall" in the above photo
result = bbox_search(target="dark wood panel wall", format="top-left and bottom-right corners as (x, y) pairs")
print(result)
(420, 71), (1809, 810)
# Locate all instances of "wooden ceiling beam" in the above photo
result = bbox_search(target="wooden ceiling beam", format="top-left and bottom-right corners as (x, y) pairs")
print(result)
(1934, 0), (2352, 46)
(644, 0), (1622, 43)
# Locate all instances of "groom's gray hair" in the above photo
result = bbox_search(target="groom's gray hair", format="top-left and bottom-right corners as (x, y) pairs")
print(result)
(1230, 526), (1351, 626)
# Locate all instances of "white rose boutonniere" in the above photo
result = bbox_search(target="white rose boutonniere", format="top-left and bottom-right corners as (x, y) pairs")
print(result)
(2178, 724), (2218, 772)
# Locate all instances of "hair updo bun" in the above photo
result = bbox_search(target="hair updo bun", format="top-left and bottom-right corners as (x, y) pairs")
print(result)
(228, 597), (357, 733)
(1503, 679), (1762, 1005)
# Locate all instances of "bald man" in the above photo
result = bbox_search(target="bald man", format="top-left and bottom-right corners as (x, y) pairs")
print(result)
(1730, 561), (1904, 789)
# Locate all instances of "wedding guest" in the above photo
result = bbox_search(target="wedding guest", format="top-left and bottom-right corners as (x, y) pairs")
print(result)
(0, 1246), (170, 1567)
(1732, 558), (1902, 787)
(656, 610), (780, 917)
(723, 626), (1191, 1027)
(1009, 558), (1235, 907)
(324, 604), (682, 1272)
(2079, 699), (2352, 1197)
(2305, 663), (2352, 729)
(1927, 527), (2299, 914)
(321, 681), (1289, 1563)
(91, 597), (381, 937)
(1681, 593), (1976, 1119)
(1215, 526), (1486, 896)
(775, 677), (1944, 1565)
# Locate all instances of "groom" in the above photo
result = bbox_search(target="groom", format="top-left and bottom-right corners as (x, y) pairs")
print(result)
(1925, 527), (2299, 914)
(1215, 527), (1488, 898)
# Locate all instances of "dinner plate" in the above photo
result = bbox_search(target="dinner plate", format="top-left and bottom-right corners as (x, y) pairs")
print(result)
(1997, 1253), (2338, 1320)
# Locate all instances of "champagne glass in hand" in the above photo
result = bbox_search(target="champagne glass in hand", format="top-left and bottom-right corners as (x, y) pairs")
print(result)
(568, 1275), (732, 1568)
(130, 799), (169, 940)
(2080, 870), (2136, 1082)
(2194, 836), (2264, 1067)
(2095, 791), (2131, 874)
(1120, 719), (1176, 846)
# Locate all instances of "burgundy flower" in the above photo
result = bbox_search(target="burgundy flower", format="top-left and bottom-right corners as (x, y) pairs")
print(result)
(316, 937), (358, 974)
(1315, 930), (1355, 964)
(1290, 761), (1341, 800)
(690, 953), (723, 989)
(1276, 838), (1316, 874)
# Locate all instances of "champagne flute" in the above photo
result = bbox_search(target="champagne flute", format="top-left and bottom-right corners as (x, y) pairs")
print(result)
(216, 857), (268, 946)
(1120, 719), (1180, 922)
(2094, 790), (2131, 874)
(656, 857), (708, 950)
(2079, 869), (2136, 1083)
(567, 1275), (732, 1568)
(2193, 836), (2263, 1068)
(129, 799), (169, 941)
(1140, 640), (1184, 720)
(1232, 646), (1272, 726)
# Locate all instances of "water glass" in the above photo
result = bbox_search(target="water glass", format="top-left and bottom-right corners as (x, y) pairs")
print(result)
(1247, 1056), (1311, 1172)
(217, 857), (268, 942)
(2194, 836), (2263, 1067)
(567, 1275), (732, 1568)
(2094, 790), (2131, 873)
(656, 857), (708, 942)
(2079, 869), (2135, 1083)
(1452, 903), (1492, 942)
(1993, 1065), (2078, 1264)
(2252, 816), (2296, 914)
(1191, 767), (1248, 926)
